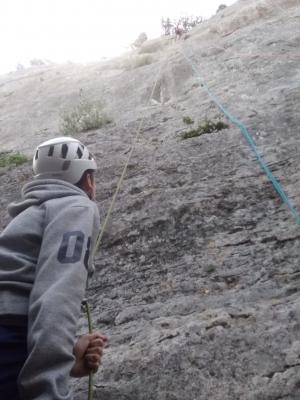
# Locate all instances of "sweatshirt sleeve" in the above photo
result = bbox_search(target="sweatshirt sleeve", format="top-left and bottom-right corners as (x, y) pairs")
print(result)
(18, 203), (100, 400)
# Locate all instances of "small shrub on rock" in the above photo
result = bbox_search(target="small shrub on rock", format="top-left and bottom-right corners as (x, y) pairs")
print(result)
(0, 152), (28, 168)
(60, 101), (111, 136)
(179, 117), (229, 140)
(286, 94), (299, 107)
(216, 4), (227, 13)
(123, 56), (152, 71)
(183, 116), (194, 127)
(206, 265), (216, 273)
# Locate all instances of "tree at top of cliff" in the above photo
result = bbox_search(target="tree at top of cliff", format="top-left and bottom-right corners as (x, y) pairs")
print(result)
(30, 58), (54, 67)
(161, 17), (173, 35)
(161, 15), (202, 35)
(131, 32), (148, 49)
(216, 4), (227, 13)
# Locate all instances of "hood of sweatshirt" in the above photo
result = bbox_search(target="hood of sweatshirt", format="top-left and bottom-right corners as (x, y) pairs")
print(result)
(8, 179), (89, 218)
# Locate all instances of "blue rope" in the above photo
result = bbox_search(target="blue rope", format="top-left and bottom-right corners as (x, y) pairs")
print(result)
(181, 51), (300, 223)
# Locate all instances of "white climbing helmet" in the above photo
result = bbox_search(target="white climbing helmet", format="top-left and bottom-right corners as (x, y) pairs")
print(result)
(33, 137), (97, 184)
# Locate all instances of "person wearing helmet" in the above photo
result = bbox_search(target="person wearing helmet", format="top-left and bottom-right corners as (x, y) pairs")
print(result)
(0, 137), (107, 400)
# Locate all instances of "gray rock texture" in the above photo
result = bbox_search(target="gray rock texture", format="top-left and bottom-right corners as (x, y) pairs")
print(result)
(1, 0), (300, 398)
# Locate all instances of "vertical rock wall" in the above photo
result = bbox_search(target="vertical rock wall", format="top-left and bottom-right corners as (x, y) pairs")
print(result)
(1, 0), (300, 398)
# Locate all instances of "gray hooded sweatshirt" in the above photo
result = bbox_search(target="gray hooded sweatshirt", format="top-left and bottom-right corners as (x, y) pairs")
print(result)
(0, 179), (100, 400)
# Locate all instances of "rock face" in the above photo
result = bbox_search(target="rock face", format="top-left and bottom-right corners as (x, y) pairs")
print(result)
(1, 0), (300, 398)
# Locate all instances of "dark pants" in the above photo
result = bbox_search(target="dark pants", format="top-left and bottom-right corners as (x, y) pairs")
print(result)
(0, 325), (27, 400)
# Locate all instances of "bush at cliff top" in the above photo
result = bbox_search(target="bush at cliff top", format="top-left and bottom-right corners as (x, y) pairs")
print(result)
(217, 4), (227, 13)
(161, 15), (202, 35)
(131, 32), (148, 49)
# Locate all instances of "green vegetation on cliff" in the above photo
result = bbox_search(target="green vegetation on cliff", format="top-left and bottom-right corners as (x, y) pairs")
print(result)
(0, 152), (29, 168)
(179, 117), (229, 140)
(60, 101), (112, 136)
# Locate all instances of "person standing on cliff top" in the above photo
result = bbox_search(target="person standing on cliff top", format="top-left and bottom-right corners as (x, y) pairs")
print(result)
(0, 137), (107, 400)
(175, 25), (183, 40)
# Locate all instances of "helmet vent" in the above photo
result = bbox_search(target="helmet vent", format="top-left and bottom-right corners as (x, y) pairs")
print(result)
(60, 144), (68, 159)
(48, 146), (54, 157)
(62, 160), (71, 171)
(35, 150), (39, 160)
(77, 146), (83, 159)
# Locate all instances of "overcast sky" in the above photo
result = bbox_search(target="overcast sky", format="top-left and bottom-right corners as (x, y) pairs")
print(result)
(1, 0), (237, 74)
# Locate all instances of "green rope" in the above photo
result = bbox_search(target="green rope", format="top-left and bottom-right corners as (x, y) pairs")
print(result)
(93, 43), (171, 257)
(86, 40), (172, 400)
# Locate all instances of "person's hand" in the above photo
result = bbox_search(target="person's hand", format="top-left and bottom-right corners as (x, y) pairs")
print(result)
(70, 333), (108, 378)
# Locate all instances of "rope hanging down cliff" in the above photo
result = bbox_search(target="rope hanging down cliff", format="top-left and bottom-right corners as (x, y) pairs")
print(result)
(179, 0), (300, 222)
(86, 2), (300, 396)
(84, 43), (171, 400)
(93, 46), (171, 256)
(181, 51), (300, 223)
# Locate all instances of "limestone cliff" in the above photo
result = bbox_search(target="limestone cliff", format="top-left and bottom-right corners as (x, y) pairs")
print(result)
(1, 0), (300, 398)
